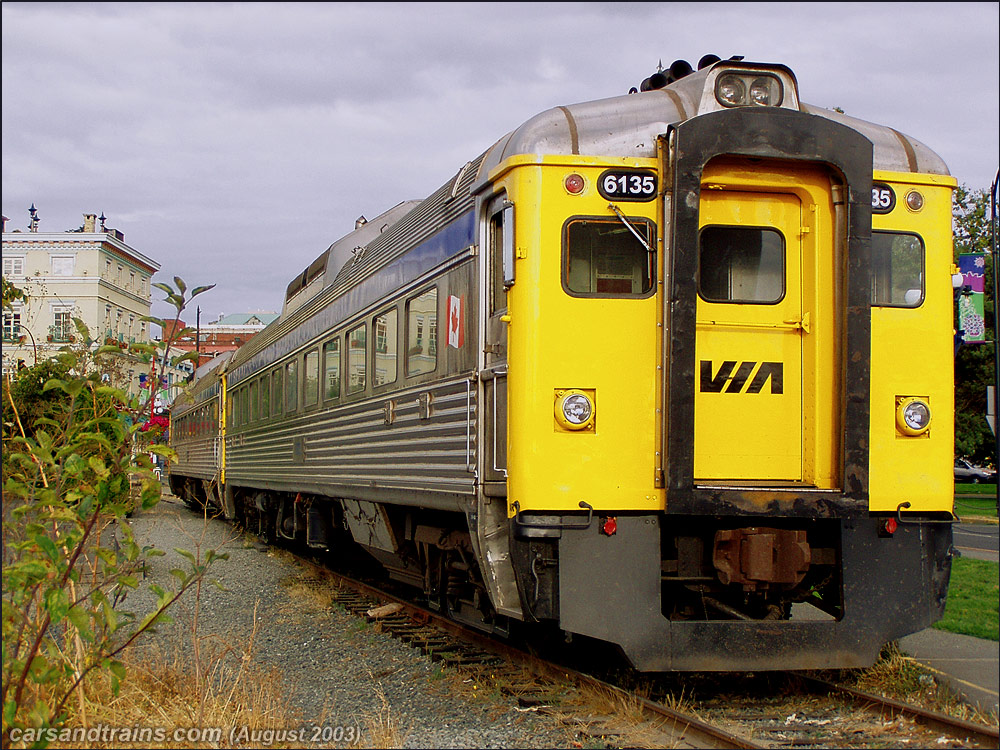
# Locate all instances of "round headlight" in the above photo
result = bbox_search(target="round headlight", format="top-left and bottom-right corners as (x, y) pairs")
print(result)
(896, 397), (931, 436)
(716, 75), (746, 107)
(555, 390), (595, 431)
(749, 78), (772, 106)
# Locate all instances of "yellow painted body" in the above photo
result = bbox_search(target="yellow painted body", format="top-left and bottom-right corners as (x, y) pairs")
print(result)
(497, 155), (663, 514)
(497, 154), (955, 516)
(868, 171), (956, 512)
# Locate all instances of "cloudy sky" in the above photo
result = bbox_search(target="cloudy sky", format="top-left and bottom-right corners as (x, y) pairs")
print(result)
(3, 2), (998, 325)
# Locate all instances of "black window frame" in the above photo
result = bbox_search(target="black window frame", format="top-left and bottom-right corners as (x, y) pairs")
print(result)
(561, 215), (657, 299)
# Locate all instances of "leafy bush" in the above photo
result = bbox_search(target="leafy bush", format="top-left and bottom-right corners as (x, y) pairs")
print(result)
(1, 278), (220, 747)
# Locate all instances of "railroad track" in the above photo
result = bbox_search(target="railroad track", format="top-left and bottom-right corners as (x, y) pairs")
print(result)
(289, 553), (998, 749)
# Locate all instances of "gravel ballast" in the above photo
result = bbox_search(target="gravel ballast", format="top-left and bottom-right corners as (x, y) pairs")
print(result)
(122, 494), (579, 748)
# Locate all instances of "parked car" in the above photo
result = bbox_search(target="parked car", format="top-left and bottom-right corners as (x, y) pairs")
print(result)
(954, 458), (996, 483)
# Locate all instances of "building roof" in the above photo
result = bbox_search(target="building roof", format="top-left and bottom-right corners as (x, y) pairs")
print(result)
(214, 312), (278, 327)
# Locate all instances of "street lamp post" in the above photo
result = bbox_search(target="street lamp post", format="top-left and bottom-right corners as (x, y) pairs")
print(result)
(991, 171), (999, 512)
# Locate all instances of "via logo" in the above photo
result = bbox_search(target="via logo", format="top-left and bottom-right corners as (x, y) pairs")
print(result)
(700, 360), (783, 394)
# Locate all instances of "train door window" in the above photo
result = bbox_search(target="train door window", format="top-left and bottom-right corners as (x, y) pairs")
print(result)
(373, 309), (397, 387)
(304, 348), (319, 406)
(285, 359), (298, 412)
(272, 368), (283, 416)
(699, 226), (784, 303)
(406, 288), (438, 376)
(261, 372), (270, 418)
(490, 206), (510, 313)
(871, 231), (924, 307)
(348, 324), (367, 394)
(249, 381), (258, 422)
(323, 338), (341, 401)
(562, 217), (655, 297)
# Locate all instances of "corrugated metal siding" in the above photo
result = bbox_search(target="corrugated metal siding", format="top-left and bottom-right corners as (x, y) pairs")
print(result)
(226, 377), (476, 506)
(171, 437), (220, 481)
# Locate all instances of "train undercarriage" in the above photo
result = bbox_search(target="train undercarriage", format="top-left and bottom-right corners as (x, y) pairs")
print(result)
(168, 474), (953, 671)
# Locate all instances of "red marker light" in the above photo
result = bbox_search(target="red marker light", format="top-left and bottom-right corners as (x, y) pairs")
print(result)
(884, 517), (898, 535)
(564, 174), (585, 194)
(601, 516), (618, 536)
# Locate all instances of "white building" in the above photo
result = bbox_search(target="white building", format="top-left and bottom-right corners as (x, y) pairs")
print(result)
(2, 211), (161, 385)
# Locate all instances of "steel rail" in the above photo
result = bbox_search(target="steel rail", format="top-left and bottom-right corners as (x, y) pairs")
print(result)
(793, 672), (1000, 749)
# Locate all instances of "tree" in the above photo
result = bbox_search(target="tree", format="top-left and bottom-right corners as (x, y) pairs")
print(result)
(953, 183), (999, 464)
(2, 277), (219, 746)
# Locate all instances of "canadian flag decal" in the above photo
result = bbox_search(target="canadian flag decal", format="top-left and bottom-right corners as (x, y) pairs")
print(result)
(447, 294), (464, 349)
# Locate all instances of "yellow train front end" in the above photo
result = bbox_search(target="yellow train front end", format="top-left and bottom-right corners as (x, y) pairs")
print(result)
(493, 61), (956, 670)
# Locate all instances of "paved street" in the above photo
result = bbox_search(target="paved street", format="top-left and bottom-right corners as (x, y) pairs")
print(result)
(954, 522), (999, 562)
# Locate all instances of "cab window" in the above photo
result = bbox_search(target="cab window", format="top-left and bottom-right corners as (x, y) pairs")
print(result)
(563, 217), (655, 297)
(872, 231), (923, 307)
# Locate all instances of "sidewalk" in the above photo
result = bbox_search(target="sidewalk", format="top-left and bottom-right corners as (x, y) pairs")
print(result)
(899, 628), (999, 715)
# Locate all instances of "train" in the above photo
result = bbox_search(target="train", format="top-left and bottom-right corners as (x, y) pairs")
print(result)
(169, 56), (957, 671)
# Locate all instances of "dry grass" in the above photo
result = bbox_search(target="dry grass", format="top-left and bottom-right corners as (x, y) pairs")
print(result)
(356, 678), (409, 749)
(36, 599), (300, 750)
(841, 642), (999, 727)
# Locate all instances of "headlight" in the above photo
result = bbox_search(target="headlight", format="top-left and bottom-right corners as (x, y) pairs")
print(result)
(554, 390), (595, 431)
(716, 75), (746, 107)
(896, 397), (931, 436)
(715, 72), (783, 108)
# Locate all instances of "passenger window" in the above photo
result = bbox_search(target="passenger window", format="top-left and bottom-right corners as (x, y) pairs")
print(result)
(285, 360), (298, 412)
(261, 372), (270, 418)
(872, 231), (924, 307)
(323, 339), (341, 401)
(249, 381), (258, 422)
(348, 324), (367, 394)
(699, 226), (784, 304)
(563, 217), (655, 297)
(304, 349), (319, 406)
(373, 310), (397, 387)
(407, 289), (438, 376)
(272, 369), (283, 416)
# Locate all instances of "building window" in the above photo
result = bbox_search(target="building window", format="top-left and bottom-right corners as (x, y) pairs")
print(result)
(117, 265), (123, 284)
(2, 306), (22, 341)
(3, 256), (25, 277)
(105, 259), (112, 279)
(51, 307), (73, 342)
(50, 255), (75, 276)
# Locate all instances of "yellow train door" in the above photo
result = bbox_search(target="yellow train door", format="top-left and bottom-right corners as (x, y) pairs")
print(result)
(693, 190), (805, 481)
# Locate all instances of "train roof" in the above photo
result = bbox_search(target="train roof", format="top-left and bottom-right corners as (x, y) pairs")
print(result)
(476, 58), (949, 185)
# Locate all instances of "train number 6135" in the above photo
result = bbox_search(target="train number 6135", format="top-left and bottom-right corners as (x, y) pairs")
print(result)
(598, 169), (657, 201)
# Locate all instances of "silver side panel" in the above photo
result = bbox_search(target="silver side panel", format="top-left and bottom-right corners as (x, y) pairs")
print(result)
(225, 376), (476, 511)
(171, 436), (220, 481)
